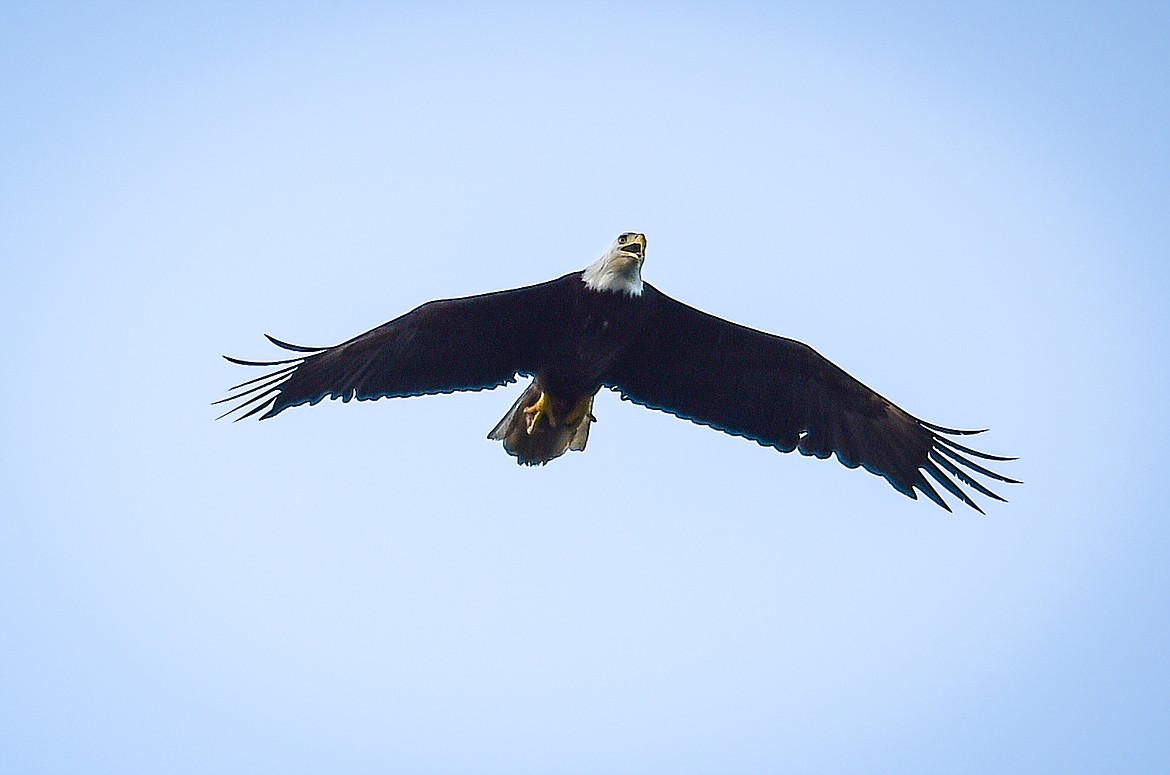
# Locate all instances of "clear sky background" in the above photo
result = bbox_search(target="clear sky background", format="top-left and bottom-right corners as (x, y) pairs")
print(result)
(2, 2), (1168, 773)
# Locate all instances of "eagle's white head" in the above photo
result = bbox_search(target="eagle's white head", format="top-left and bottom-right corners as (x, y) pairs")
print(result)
(582, 232), (646, 296)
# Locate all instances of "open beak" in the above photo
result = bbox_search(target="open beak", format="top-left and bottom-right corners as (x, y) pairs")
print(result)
(621, 233), (647, 258)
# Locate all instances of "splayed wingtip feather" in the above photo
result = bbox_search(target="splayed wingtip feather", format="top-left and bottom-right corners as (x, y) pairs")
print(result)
(913, 472), (953, 513)
(929, 449), (1007, 503)
(922, 458), (982, 513)
(934, 442), (1020, 484)
(934, 432), (1017, 463)
(264, 334), (329, 353)
(919, 420), (988, 436)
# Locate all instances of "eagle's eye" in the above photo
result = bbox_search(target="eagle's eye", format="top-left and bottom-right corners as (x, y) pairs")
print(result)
(618, 235), (627, 244)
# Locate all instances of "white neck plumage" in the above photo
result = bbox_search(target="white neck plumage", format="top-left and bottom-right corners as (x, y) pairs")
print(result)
(581, 238), (645, 297)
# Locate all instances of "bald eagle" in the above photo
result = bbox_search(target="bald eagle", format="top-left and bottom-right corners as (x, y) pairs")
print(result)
(218, 232), (1017, 512)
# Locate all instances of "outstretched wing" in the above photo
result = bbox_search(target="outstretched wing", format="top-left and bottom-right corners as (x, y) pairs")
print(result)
(216, 274), (577, 421)
(604, 284), (1018, 512)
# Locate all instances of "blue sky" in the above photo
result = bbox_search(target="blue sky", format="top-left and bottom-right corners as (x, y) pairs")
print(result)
(2, 2), (1168, 772)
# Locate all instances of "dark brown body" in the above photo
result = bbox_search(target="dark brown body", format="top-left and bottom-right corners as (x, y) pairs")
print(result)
(489, 278), (642, 464)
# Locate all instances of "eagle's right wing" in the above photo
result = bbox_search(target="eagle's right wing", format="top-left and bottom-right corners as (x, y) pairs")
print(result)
(215, 275), (576, 421)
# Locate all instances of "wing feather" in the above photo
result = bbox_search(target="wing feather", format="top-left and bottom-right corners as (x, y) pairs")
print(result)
(604, 284), (1016, 511)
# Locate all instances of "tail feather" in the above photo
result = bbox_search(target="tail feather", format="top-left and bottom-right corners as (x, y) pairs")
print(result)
(487, 382), (595, 465)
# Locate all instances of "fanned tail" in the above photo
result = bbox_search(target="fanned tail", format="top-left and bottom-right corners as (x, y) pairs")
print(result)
(488, 381), (595, 465)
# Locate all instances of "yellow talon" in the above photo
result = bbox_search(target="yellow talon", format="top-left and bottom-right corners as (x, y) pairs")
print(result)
(522, 393), (594, 435)
(523, 392), (556, 434)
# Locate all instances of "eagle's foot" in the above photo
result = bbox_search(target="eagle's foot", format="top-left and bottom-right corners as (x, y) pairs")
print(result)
(523, 392), (556, 434)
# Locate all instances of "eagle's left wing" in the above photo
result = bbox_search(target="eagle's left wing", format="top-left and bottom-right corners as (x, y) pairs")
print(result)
(603, 284), (1017, 512)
